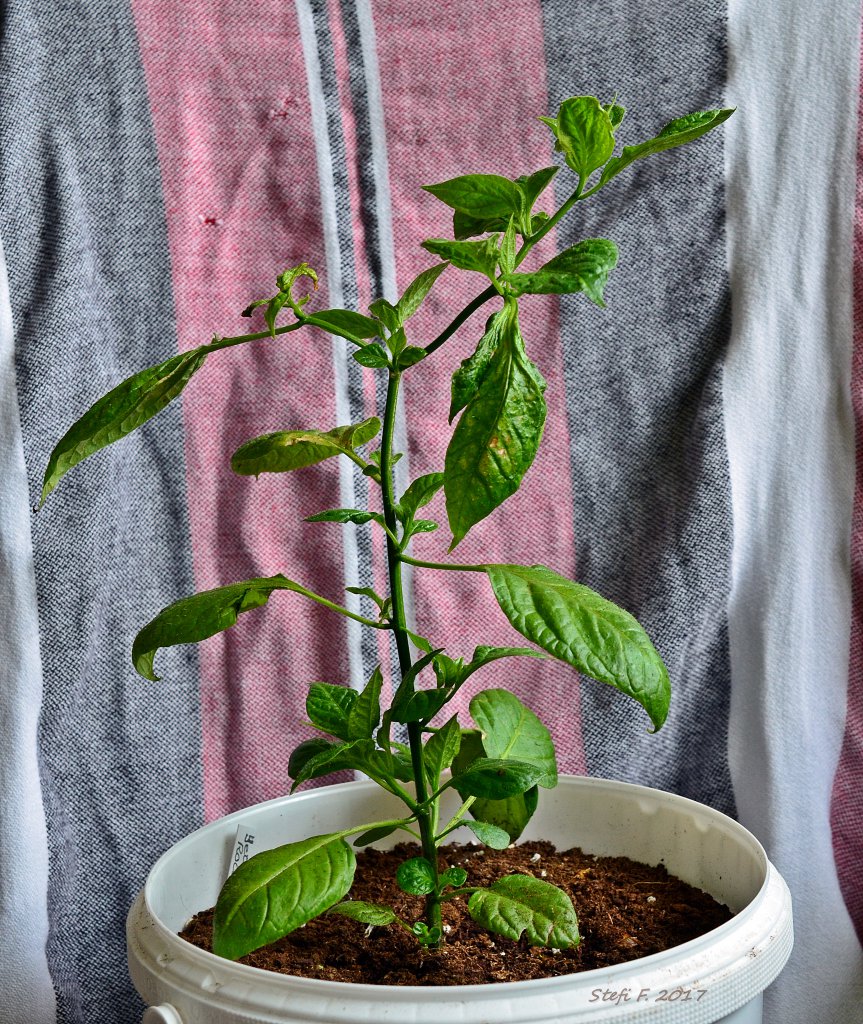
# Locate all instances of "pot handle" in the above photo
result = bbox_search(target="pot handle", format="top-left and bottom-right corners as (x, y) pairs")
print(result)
(142, 1006), (183, 1024)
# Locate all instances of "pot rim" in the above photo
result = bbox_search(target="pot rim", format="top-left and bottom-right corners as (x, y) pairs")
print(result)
(139, 774), (778, 997)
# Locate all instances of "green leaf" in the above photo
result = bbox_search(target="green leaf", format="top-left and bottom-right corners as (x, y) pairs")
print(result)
(453, 210), (509, 240)
(460, 819), (511, 850)
(347, 666), (382, 740)
(396, 346), (427, 370)
(231, 417), (380, 476)
(445, 306), (547, 548)
(369, 298), (401, 333)
(423, 714), (462, 787)
(345, 585), (388, 613)
(451, 757), (546, 800)
(328, 901), (397, 926)
(440, 866), (468, 889)
(133, 574), (308, 681)
(468, 875), (579, 948)
(213, 833), (355, 960)
(353, 824), (400, 847)
(461, 646), (546, 688)
(306, 683), (357, 740)
(516, 166), (559, 215)
(41, 348), (207, 504)
(449, 311), (507, 423)
(398, 472), (445, 521)
(352, 344), (390, 369)
(604, 101), (625, 130)
(396, 263), (449, 322)
(412, 922), (442, 946)
(367, 747), (414, 783)
(540, 96), (615, 178)
(421, 236), (500, 278)
(288, 738), (334, 779)
(276, 262), (318, 300)
(499, 216), (517, 275)
(305, 508), (384, 527)
(410, 519), (438, 534)
(470, 689), (557, 788)
(503, 238), (619, 308)
(485, 564), (670, 730)
(388, 648), (444, 723)
(423, 174), (522, 219)
(241, 296), (271, 318)
(303, 308), (380, 344)
(598, 108), (735, 189)
(265, 290), (291, 338)
(291, 738), (373, 790)
(391, 688), (449, 725)
(406, 630), (433, 653)
(451, 730), (538, 842)
(396, 857), (436, 896)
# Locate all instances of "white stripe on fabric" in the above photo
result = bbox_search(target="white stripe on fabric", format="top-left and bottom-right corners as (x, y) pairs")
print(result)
(0, 233), (56, 1023)
(724, 1), (863, 1020)
(354, 0), (417, 636)
(295, 0), (365, 692)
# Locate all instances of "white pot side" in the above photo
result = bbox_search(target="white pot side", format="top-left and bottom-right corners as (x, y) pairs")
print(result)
(128, 776), (792, 1024)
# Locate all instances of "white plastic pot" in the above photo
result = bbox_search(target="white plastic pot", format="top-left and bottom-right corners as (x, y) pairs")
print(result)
(128, 776), (792, 1023)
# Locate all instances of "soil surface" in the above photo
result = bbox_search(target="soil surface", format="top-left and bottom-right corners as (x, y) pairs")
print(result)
(180, 840), (732, 985)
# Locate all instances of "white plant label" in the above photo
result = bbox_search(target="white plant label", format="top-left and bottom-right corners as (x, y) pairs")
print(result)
(227, 824), (256, 878)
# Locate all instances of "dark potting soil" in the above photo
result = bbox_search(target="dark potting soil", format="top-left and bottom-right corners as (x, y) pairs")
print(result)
(180, 841), (733, 985)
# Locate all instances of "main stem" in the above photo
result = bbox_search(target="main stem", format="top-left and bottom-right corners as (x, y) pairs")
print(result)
(379, 369), (443, 942)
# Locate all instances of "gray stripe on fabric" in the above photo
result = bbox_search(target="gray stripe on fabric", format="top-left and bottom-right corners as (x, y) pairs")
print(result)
(339, 0), (417, 676)
(540, 1), (735, 813)
(295, 0), (370, 691)
(0, 3), (203, 1022)
(0, 233), (55, 1024)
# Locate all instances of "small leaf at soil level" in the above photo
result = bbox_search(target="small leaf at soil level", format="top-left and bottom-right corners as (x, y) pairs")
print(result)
(396, 857), (437, 896)
(485, 563), (670, 730)
(231, 418), (380, 476)
(328, 901), (397, 926)
(468, 874), (580, 948)
(41, 348), (207, 503)
(213, 834), (356, 960)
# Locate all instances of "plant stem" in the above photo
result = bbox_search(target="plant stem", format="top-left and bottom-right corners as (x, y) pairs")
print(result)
(379, 370), (443, 943)
(514, 178), (585, 268)
(423, 285), (498, 357)
(290, 582), (389, 629)
(398, 553), (486, 573)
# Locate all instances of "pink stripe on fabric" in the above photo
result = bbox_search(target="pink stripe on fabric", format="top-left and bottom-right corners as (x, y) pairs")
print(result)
(831, 33), (863, 940)
(133, 1), (353, 820)
(372, 0), (587, 773)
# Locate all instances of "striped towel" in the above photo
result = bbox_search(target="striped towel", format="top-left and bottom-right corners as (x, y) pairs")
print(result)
(1, 1), (861, 1021)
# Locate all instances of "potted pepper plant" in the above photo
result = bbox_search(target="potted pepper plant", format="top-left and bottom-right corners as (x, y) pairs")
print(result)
(43, 94), (792, 1023)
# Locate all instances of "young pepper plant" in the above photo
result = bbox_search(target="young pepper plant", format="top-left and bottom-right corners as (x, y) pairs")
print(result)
(43, 96), (733, 959)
